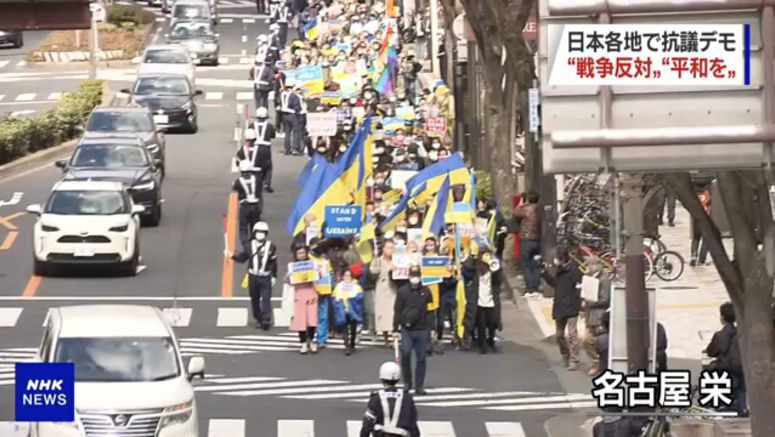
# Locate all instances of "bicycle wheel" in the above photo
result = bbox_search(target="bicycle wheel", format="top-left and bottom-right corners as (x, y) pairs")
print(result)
(654, 250), (685, 281)
(607, 253), (654, 283)
(644, 236), (667, 255)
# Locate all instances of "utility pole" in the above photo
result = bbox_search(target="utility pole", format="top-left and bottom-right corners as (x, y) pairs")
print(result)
(620, 174), (650, 371)
(88, 2), (103, 80)
(429, 0), (441, 75)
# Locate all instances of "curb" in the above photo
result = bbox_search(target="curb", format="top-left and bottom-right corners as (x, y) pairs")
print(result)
(37, 50), (124, 63)
(0, 83), (117, 182)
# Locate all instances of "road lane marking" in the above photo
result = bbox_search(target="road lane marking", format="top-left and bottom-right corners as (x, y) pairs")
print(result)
(482, 401), (599, 411)
(181, 347), (253, 354)
(47, 92), (62, 100)
(223, 383), (384, 397)
(0, 94), (4, 101)
(221, 193), (238, 298)
(16, 61), (26, 68)
(161, 307), (192, 326)
(278, 420), (314, 437)
(346, 421), (361, 437)
(205, 91), (223, 100)
(0, 211), (25, 230)
(15, 93), (36, 101)
(205, 376), (283, 384)
(415, 393), (593, 408)
(236, 92), (252, 101)
(197, 379), (346, 393)
(288, 387), (473, 400)
(242, 18), (255, 23)
(220, 18), (234, 23)
(486, 422), (527, 437)
(22, 276), (42, 298)
(0, 308), (22, 327)
(419, 421), (456, 437)
(207, 419), (245, 437)
(0, 61), (9, 69)
(218, 56), (229, 64)
(0, 231), (18, 250)
(0, 192), (23, 207)
(216, 307), (246, 326)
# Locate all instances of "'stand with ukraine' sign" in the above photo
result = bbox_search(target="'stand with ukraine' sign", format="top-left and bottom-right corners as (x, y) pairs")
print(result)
(15, 362), (75, 421)
(324, 205), (362, 237)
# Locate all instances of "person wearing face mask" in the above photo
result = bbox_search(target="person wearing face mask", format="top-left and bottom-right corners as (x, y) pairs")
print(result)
(407, 211), (422, 229)
(287, 244), (319, 354)
(462, 246), (503, 354)
(307, 237), (333, 349)
(253, 106), (277, 192)
(233, 160), (264, 248)
(393, 220), (409, 245)
(281, 80), (305, 155)
(541, 245), (583, 370)
(393, 265), (432, 395)
(359, 362), (420, 437)
(332, 268), (365, 355)
(370, 239), (398, 348)
(250, 57), (276, 111)
(229, 222), (278, 330)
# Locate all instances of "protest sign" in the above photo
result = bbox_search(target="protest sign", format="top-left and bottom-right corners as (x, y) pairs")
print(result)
(407, 228), (424, 246)
(475, 217), (489, 236)
(352, 106), (366, 120)
(396, 105), (415, 120)
(390, 170), (418, 189)
(392, 254), (410, 280)
(307, 112), (339, 136)
(338, 76), (360, 98)
(445, 202), (474, 224)
(422, 256), (452, 278)
(422, 277), (443, 285)
(582, 275), (600, 302)
(324, 205), (363, 237)
(381, 117), (404, 133)
(320, 91), (341, 105)
(426, 117), (447, 137)
(288, 261), (320, 284)
(314, 262), (332, 294)
(295, 65), (325, 96)
(305, 225), (320, 246)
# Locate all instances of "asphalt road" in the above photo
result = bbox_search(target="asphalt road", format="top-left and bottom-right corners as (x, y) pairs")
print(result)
(0, 6), (593, 436)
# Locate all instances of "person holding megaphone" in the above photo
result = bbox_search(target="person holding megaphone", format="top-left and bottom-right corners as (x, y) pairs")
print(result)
(461, 243), (504, 355)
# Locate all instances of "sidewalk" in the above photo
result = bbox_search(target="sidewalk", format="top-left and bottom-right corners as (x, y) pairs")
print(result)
(523, 204), (730, 363)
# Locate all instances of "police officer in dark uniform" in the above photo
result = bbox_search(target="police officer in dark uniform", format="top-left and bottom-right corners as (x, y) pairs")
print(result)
(233, 160), (264, 247)
(252, 107), (276, 192)
(255, 0), (267, 14)
(230, 222), (277, 330)
(275, 0), (290, 47)
(360, 361), (420, 437)
(250, 59), (276, 111)
(281, 79), (304, 155)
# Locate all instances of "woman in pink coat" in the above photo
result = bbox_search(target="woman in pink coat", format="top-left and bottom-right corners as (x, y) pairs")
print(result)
(286, 245), (319, 355)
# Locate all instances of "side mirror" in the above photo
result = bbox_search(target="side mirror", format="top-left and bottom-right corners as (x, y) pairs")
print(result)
(54, 159), (67, 169)
(153, 159), (163, 168)
(131, 56), (142, 64)
(131, 205), (146, 215)
(26, 204), (42, 215)
(194, 90), (203, 96)
(74, 125), (84, 133)
(119, 88), (131, 95)
(187, 356), (205, 380)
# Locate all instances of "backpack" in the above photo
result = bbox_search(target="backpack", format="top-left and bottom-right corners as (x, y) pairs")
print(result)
(401, 303), (423, 329)
(723, 331), (743, 374)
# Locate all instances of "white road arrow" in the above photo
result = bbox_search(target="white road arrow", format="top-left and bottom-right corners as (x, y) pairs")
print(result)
(0, 192), (23, 208)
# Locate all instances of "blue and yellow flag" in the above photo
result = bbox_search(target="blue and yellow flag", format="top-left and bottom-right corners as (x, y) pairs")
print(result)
(303, 18), (319, 40)
(338, 117), (373, 207)
(405, 152), (469, 198)
(379, 182), (425, 231)
(297, 153), (326, 186)
(422, 175), (452, 238)
(286, 158), (352, 236)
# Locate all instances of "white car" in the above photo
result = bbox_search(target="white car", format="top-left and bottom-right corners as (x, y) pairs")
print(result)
(32, 305), (204, 437)
(171, 0), (217, 26)
(134, 45), (196, 84)
(27, 180), (144, 276)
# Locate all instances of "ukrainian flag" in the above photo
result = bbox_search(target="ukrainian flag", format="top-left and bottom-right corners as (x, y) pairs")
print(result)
(297, 153), (326, 186)
(286, 158), (352, 236)
(303, 18), (319, 40)
(422, 175), (451, 238)
(379, 182), (425, 231)
(358, 222), (376, 264)
(338, 117), (372, 202)
(406, 152), (470, 198)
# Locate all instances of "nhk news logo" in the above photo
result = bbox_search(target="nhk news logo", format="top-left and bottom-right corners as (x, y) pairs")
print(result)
(15, 363), (75, 422)
(591, 369), (735, 410)
(548, 24), (752, 86)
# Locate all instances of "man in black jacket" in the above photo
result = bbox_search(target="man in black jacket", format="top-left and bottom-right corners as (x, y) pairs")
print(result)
(360, 361), (420, 437)
(542, 245), (582, 370)
(704, 302), (747, 415)
(394, 266), (432, 395)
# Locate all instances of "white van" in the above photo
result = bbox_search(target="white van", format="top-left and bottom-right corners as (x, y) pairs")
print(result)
(171, 0), (217, 25)
(32, 305), (204, 437)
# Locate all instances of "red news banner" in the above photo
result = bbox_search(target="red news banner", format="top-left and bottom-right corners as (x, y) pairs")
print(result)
(547, 24), (750, 86)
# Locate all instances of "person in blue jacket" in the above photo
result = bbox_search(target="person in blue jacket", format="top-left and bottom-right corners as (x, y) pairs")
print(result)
(333, 268), (365, 355)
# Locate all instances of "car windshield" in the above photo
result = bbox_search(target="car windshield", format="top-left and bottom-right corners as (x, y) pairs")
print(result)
(86, 111), (153, 133)
(72, 145), (149, 168)
(53, 337), (180, 382)
(134, 77), (190, 96)
(170, 21), (214, 38)
(45, 191), (127, 215)
(173, 4), (208, 19)
(143, 49), (189, 64)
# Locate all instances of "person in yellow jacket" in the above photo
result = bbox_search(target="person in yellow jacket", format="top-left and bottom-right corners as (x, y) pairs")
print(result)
(309, 237), (333, 348)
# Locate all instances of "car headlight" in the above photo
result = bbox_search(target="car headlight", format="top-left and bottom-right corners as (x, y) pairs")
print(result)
(109, 223), (129, 232)
(181, 100), (193, 111)
(160, 400), (194, 428)
(132, 180), (155, 191)
(204, 43), (217, 51)
(41, 224), (59, 232)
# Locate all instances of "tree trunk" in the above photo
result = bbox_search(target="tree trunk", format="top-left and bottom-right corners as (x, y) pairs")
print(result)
(666, 172), (775, 436)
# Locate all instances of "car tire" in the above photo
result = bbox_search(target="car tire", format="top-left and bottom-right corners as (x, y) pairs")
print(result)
(142, 202), (162, 227)
(15, 36), (23, 48)
(119, 245), (140, 277)
(33, 258), (50, 277)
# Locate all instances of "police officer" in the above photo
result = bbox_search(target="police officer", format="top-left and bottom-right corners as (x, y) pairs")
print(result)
(275, 0), (290, 47)
(253, 106), (276, 192)
(360, 362), (420, 437)
(268, 24), (282, 64)
(255, 34), (269, 59)
(281, 79), (304, 155)
(230, 222), (277, 330)
(250, 59), (276, 111)
(234, 128), (260, 172)
(233, 160), (263, 247)
(255, 0), (266, 15)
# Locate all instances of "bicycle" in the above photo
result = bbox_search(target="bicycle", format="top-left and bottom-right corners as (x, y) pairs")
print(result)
(566, 235), (654, 283)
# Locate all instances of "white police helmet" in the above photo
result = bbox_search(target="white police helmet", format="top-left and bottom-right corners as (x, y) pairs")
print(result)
(257, 34), (268, 43)
(379, 361), (401, 382)
(255, 107), (268, 118)
(238, 160), (253, 172)
(244, 128), (257, 140)
(270, 23), (280, 31)
(285, 78), (296, 88)
(253, 221), (269, 233)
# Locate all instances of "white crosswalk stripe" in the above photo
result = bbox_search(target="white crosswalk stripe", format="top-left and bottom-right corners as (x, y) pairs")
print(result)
(220, 18), (234, 23)
(0, 94), (4, 101)
(0, 60), (9, 69)
(218, 56), (230, 64)
(236, 91), (253, 101)
(216, 307), (248, 326)
(15, 93), (35, 101)
(242, 18), (255, 24)
(162, 307), (193, 327)
(47, 92), (62, 100)
(201, 419), (529, 437)
(0, 308), (22, 327)
(206, 91), (224, 100)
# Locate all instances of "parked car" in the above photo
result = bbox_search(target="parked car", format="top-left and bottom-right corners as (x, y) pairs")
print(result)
(55, 136), (164, 226)
(171, 0), (216, 26)
(121, 73), (202, 133)
(83, 106), (167, 177)
(0, 30), (23, 48)
(134, 44), (196, 86)
(166, 19), (220, 65)
(31, 305), (203, 437)
(26, 180), (143, 276)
